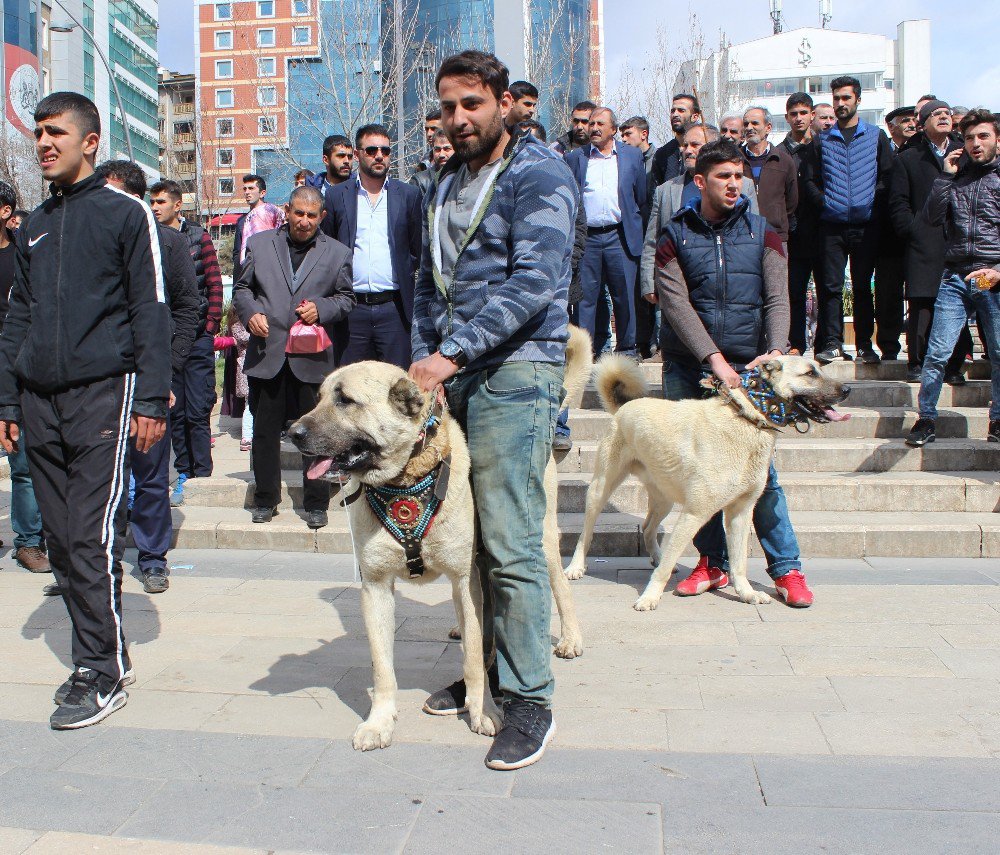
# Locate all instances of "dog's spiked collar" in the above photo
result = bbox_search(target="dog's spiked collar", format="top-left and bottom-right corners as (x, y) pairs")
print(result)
(341, 405), (451, 577)
(709, 369), (811, 433)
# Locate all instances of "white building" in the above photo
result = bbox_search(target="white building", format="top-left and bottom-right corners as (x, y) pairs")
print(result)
(676, 20), (931, 142)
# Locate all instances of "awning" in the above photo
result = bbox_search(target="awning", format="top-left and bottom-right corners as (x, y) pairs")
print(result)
(208, 214), (240, 226)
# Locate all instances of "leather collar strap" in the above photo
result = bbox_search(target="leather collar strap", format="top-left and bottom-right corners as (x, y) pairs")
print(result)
(710, 369), (804, 432)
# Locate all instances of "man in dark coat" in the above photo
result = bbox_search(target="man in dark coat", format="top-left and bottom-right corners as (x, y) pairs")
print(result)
(889, 100), (969, 382)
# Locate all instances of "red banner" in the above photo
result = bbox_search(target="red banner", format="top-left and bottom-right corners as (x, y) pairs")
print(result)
(4, 43), (41, 138)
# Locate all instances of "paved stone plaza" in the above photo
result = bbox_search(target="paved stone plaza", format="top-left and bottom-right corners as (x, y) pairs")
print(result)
(1, 547), (1000, 853)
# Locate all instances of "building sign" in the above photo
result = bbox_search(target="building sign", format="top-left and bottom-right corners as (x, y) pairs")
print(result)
(798, 37), (812, 68)
(4, 43), (40, 137)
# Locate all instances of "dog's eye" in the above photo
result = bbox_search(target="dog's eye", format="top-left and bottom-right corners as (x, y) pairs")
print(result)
(335, 389), (356, 406)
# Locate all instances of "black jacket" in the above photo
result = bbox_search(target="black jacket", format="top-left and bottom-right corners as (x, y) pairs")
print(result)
(0, 173), (171, 421)
(888, 135), (964, 299)
(232, 212), (247, 283)
(781, 134), (821, 258)
(158, 224), (201, 373)
(650, 138), (683, 188)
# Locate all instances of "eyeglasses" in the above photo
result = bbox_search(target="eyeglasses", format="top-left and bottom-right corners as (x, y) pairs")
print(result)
(363, 145), (391, 157)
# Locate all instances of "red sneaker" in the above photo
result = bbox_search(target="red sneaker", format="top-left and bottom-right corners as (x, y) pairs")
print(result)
(774, 569), (813, 608)
(675, 556), (729, 596)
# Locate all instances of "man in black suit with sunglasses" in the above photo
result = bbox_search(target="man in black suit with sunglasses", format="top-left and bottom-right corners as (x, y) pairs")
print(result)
(326, 124), (422, 369)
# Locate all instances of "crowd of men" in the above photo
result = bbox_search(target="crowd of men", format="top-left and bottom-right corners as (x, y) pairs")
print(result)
(0, 55), (997, 775)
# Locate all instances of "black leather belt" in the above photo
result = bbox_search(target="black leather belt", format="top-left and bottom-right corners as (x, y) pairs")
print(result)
(353, 290), (399, 305)
(587, 223), (621, 235)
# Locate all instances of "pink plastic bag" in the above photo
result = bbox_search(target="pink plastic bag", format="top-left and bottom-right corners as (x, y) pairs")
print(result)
(285, 320), (332, 354)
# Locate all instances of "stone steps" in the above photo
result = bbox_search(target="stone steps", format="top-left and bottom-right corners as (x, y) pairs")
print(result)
(181, 470), (1000, 515)
(154, 505), (1000, 559)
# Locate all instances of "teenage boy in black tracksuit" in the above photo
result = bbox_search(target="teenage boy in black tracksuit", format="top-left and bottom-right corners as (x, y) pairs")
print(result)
(0, 93), (171, 730)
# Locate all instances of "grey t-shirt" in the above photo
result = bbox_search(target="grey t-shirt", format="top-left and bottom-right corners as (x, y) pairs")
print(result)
(439, 157), (501, 281)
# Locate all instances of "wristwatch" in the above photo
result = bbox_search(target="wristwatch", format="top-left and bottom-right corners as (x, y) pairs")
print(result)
(439, 339), (468, 368)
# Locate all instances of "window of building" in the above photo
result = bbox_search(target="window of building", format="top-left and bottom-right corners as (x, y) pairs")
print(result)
(257, 28), (276, 48)
(214, 30), (233, 50)
(257, 86), (277, 107)
(292, 0), (310, 15)
(217, 148), (235, 167)
(214, 3), (232, 21)
(215, 88), (234, 108)
(174, 121), (193, 135)
(218, 177), (235, 196)
(258, 116), (277, 135)
(292, 26), (311, 45)
(257, 0), (275, 16)
(216, 118), (234, 137)
(215, 60), (233, 79)
(257, 57), (276, 77)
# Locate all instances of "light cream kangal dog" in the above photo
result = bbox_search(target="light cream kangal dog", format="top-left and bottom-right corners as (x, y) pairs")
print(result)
(565, 354), (847, 611)
(289, 327), (592, 751)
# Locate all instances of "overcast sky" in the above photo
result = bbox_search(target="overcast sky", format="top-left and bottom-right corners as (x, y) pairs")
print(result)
(159, 2), (996, 108)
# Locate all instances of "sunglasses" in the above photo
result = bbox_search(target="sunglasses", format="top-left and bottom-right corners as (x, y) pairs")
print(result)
(363, 145), (391, 157)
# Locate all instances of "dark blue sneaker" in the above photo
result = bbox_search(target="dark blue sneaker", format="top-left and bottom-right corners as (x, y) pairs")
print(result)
(485, 699), (555, 771)
(170, 473), (188, 507)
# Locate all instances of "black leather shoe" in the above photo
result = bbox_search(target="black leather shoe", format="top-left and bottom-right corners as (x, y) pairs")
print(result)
(944, 372), (967, 386)
(906, 366), (922, 383)
(142, 571), (169, 594)
(989, 421), (1000, 443)
(251, 506), (277, 523)
(304, 510), (328, 529)
(42, 582), (63, 596)
(552, 434), (572, 452)
(905, 417), (936, 447)
(857, 348), (881, 364)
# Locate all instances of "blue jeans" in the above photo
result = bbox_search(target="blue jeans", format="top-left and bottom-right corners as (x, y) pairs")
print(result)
(919, 271), (1000, 421)
(8, 437), (44, 550)
(578, 229), (638, 356)
(661, 361), (801, 580)
(446, 361), (563, 707)
(555, 408), (570, 438)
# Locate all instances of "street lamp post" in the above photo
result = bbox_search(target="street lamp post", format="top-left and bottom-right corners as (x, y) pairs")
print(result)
(49, 0), (135, 161)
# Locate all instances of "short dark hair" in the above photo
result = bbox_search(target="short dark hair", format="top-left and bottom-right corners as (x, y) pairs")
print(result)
(673, 93), (701, 114)
(0, 181), (16, 211)
(694, 139), (744, 177)
(149, 179), (183, 201)
(425, 109), (442, 122)
(786, 92), (814, 112)
(517, 119), (547, 142)
(573, 100), (597, 114)
(959, 108), (1000, 137)
(243, 174), (266, 191)
(432, 128), (451, 143)
(12, 209), (29, 220)
(34, 91), (101, 138)
(620, 116), (650, 134)
(289, 185), (324, 209)
(919, 94), (938, 102)
(509, 80), (539, 101)
(294, 168), (315, 183)
(831, 76), (861, 98)
(436, 50), (509, 102)
(322, 134), (351, 158)
(355, 123), (391, 148)
(96, 159), (146, 197)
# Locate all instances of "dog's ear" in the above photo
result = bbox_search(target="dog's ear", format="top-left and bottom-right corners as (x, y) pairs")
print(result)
(762, 359), (782, 376)
(388, 377), (424, 419)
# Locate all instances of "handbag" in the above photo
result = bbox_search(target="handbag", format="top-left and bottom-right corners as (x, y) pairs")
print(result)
(285, 320), (333, 354)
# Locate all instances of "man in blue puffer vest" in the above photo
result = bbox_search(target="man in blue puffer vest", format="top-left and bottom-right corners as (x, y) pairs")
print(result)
(804, 76), (894, 364)
(655, 139), (814, 608)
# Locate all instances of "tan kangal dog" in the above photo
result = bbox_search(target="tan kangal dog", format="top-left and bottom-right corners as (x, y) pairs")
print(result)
(565, 354), (848, 611)
(289, 326), (592, 751)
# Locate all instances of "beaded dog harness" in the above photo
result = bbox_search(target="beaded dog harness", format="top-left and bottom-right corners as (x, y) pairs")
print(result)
(709, 369), (807, 432)
(342, 409), (450, 578)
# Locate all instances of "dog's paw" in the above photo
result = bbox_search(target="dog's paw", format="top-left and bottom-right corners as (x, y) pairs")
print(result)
(564, 563), (586, 581)
(738, 589), (772, 605)
(469, 710), (499, 737)
(554, 634), (584, 659)
(448, 624), (462, 640)
(633, 594), (661, 611)
(648, 550), (662, 567)
(352, 719), (395, 751)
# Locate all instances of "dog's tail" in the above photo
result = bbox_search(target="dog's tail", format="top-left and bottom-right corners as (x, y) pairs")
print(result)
(562, 325), (594, 410)
(595, 354), (647, 414)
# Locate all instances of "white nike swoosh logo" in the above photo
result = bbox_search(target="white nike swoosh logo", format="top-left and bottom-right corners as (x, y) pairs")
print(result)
(97, 691), (111, 707)
(27, 233), (48, 247)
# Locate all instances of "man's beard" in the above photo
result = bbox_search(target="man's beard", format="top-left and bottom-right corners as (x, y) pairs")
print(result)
(572, 127), (589, 144)
(453, 110), (504, 163)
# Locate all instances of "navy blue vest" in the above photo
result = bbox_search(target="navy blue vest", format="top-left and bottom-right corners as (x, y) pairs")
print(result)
(660, 199), (768, 369)
(819, 120), (879, 224)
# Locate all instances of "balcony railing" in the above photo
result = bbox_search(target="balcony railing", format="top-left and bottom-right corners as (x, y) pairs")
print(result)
(174, 102), (195, 115)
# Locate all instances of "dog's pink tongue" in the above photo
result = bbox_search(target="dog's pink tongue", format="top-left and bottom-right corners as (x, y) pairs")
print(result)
(307, 458), (333, 479)
(824, 408), (851, 422)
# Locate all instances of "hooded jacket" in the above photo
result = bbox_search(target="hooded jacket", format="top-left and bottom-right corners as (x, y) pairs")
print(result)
(0, 172), (171, 421)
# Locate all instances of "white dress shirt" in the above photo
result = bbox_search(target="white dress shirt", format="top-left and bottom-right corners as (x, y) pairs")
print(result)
(583, 144), (621, 227)
(352, 179), (396, 293)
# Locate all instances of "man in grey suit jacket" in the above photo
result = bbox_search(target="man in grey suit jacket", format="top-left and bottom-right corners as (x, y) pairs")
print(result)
(639, 123), (759, 302)
(233, 186), (355, 527)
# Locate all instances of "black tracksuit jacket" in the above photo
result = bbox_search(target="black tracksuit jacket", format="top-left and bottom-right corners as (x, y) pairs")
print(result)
(0, 172), (171, 421)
